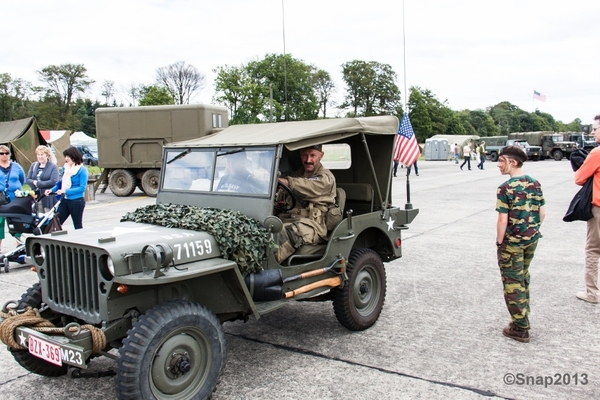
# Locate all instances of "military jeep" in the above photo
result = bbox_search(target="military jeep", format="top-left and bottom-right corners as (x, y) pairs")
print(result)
(2, 116), (418, 399)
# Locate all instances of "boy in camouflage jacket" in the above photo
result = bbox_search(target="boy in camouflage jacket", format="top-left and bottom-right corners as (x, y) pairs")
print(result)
(495, 145), (546, 343)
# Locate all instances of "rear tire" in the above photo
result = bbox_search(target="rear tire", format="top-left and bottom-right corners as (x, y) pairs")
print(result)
(109, 169), (137, 197)
(10, 283), (68, 377)
(115, 301), (225, 400)
(332, 248), (386, 331)
(141, 169), (160, 197)
(489, 152), (498, 162)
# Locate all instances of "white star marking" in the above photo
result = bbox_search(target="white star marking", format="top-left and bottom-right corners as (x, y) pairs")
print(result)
(96, 225), (158, 237)
(18, 331), (27, 346)
(386, 217), (395, 231)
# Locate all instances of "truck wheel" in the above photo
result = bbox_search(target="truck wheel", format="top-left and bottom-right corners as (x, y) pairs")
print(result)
(141, 169), (160, 197)
(109, 169), (137, 197)
(332, 248), (386, 331)
(10, 283), (68, 377)
(489, 152), (498, 162)
(553, 150), (563, 161)
(115, 301), (225, 400)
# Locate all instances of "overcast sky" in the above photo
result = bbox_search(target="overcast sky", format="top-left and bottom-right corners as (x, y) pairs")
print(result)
(3, 0), (599, 124)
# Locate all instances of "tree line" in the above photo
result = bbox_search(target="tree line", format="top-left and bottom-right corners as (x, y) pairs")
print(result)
(0, 55), (583, 141)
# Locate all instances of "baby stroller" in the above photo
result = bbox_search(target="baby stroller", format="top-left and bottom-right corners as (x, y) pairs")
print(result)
(0, 191), (63, 273)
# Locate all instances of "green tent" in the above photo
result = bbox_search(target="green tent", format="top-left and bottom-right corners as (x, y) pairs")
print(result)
(0, 117), (48, 173)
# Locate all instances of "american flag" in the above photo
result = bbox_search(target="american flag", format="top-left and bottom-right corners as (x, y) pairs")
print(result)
(533, 90), (546, 102)
(393, 113), (420, 166)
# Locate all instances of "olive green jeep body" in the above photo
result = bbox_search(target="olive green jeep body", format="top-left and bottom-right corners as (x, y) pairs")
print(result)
(4, 116), (418, 399)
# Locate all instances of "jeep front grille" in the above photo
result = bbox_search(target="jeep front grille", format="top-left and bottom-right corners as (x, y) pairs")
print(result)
(44, 244), (101, 322)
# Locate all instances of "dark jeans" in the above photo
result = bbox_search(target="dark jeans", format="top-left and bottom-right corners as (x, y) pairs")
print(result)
(393, 161), (399, 177)
(58, 198), (86, 229)
(478, 155), (486, 169)
(407, 161), (419, 176)
(460, 156), (471, 170)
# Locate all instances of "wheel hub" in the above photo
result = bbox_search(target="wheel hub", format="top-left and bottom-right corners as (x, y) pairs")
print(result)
(168, 352), (191, 377)
(359, 282), (369, 295)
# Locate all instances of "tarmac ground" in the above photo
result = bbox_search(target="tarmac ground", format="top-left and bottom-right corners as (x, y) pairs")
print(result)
(0, 158), (597, 399)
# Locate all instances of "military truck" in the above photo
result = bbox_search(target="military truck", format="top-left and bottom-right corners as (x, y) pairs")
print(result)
(505, 139), (542, 161)
(565, 132), (597, 150)
(508, 131), (576, 161)
(479, 136), (507, 162)
(95, 104), (228, 197)
(1, 116), (418, 399)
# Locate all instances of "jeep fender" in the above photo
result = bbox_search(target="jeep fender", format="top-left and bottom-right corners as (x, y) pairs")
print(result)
(113, 257), (259, 321)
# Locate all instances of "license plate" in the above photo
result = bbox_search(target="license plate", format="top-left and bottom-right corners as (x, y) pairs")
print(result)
(28, 335), (62, 366)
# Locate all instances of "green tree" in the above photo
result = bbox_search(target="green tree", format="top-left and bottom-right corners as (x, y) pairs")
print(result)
(340, 60), (401, 117)
(213, 64), (274, 124)
(0, 73), (33, 121)
(447, 111), (468, 135)
(139, 85), (175, 106)
(407, 87), (432, 142)
(73, 98), (102, 136)
(37, 63), (94, 122)
(414, 87), (452, 135)
(467, 109), (499, 136)
(246, 53), (318, 122)
(488, 102), (524, 134)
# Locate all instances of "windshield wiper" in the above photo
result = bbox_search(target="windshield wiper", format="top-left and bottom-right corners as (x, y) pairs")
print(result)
(167, 148), (191, 164)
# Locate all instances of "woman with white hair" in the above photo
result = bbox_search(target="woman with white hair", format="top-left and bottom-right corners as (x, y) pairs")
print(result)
(0, 145), (25, 251)
(26, 145), (60, 212)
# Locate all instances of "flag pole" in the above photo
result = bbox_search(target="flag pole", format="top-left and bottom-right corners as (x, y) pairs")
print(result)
(402, 0), (413, 210)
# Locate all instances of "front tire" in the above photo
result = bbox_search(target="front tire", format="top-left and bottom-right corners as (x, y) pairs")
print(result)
(115, 301), (225, 400)
(332, 248), (387, 331)
(10, 283), (68, 377)
(109, 169), (137, 197)
(489, 152), (498, 162)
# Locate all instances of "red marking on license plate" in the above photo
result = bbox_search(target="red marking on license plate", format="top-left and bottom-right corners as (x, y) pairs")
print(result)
(28, 335), (62, 366)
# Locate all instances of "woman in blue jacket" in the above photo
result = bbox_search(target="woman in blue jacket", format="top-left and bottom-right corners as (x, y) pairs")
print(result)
(0, 145), (25, 251)
(46, 146), (88, 229)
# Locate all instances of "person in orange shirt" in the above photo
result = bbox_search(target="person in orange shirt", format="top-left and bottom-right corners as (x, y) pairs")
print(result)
(574, 114), (600, 304)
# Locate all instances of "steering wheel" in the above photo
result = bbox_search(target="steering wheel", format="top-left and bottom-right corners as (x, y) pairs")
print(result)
(274, 181), (297, 212)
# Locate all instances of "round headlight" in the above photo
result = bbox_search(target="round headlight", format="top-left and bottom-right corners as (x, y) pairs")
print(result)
(107, 257), (115, 276)
(33, 243), (45, 265)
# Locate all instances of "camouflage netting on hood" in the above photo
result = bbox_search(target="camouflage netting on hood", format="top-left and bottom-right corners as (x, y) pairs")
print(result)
(122, 204), (274, 276)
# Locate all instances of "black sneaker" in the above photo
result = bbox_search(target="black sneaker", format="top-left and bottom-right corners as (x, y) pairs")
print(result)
(503, 322), (530, 343)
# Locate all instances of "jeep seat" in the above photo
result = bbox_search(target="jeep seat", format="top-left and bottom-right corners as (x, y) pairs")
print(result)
(286, 187), (346, 265)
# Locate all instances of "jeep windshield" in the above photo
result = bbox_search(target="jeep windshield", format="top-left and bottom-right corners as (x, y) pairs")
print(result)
(161, 147), (275, 196)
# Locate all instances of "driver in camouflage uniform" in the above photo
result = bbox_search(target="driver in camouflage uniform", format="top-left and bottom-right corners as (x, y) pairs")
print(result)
(495, 145), (546, 343)
(275, 145), (336, 263)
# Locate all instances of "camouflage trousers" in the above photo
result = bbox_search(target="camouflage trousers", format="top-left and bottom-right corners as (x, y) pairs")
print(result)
(497, 239), (539, 330)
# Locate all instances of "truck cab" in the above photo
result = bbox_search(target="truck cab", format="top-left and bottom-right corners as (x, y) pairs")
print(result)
(505, 139), (542, 161)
